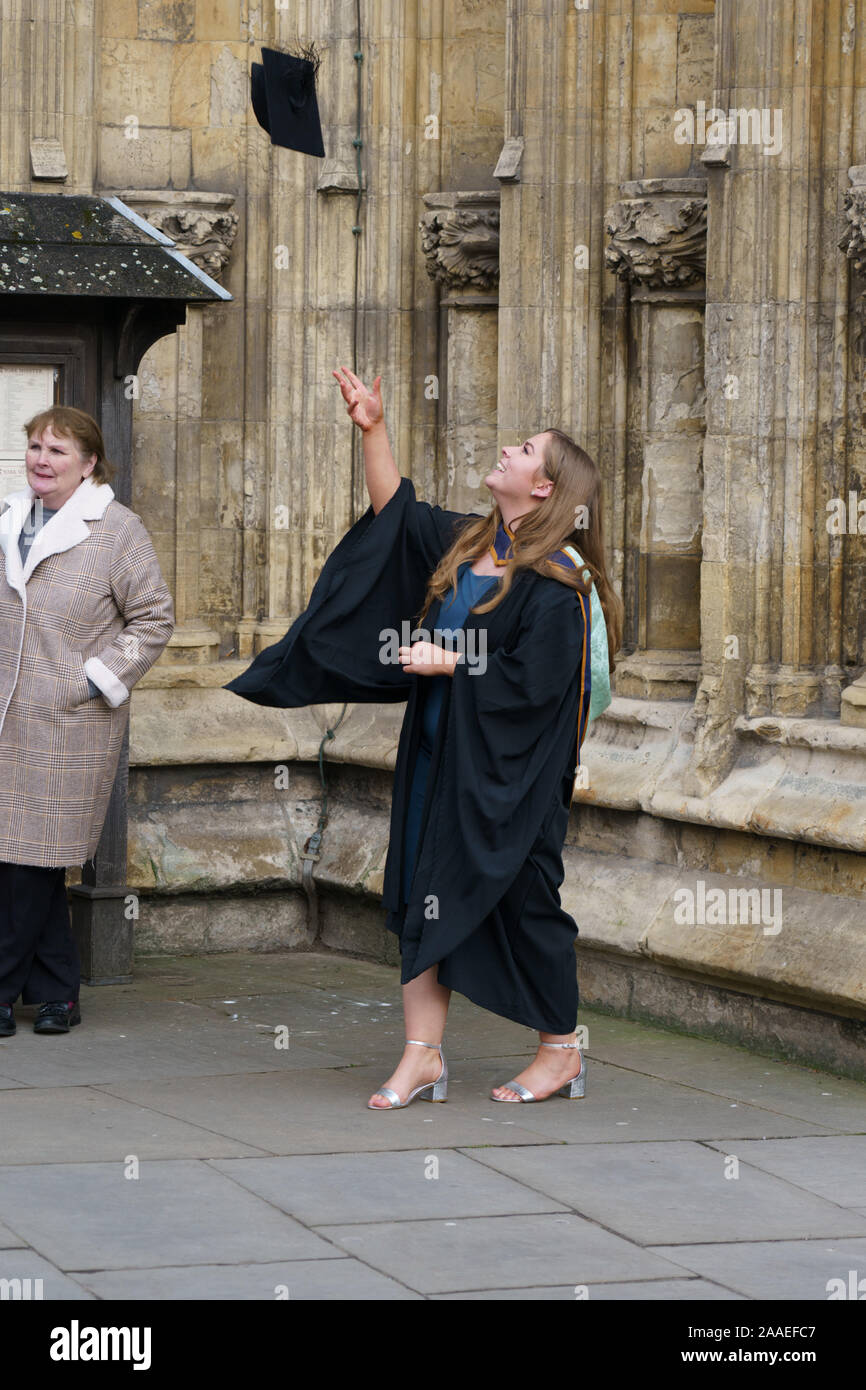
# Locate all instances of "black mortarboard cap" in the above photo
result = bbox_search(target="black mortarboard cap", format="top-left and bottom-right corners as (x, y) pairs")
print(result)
(251, 45), (325, 158)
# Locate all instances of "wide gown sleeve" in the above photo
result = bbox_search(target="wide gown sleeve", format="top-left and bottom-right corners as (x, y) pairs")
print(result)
(400, 578), (590, 979)
(223, 476), (472, 707)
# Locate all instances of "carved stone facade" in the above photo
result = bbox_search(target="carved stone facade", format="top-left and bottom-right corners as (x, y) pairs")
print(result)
(2, 1), (865, 1070)
(419, 199), (500, 291)
(605, 189), (707, 290)
(840, 174), (866, 280)
(118, 192), (239, 283)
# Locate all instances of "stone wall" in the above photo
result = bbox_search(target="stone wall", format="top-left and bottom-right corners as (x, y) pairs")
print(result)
(125, 673), (866, 1076)
(2, 1), (865, 1072)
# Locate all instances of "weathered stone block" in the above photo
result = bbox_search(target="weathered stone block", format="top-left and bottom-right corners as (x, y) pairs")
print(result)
(98, 126), (173, 188)
(99, 41), (172, 125)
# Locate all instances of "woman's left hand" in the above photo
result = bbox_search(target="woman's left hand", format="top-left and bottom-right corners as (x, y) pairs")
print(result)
(398, 641), (460, 677)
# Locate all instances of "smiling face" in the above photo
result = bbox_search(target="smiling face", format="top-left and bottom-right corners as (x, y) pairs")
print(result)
(484, 431), (553, 519)
(25, 425), (97, 510)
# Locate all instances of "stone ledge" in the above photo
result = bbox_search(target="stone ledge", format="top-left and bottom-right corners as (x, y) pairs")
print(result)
(562, 846), (866, 1021)
(736, 713), (866, 753)
(130, 683), (866, 852)
(131, 685), (402, 770)
(575, 947), (866, 1081)
(648, 714), (866, 852)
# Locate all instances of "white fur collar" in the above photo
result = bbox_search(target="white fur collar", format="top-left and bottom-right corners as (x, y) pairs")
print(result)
(0, 476), (115, 595)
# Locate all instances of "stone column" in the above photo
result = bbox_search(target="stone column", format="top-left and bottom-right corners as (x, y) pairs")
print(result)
(119, 192), (239, 663)
(419, 192), (499, 512)
(686, 0), (863, 794)
(605, 179), (707, 700)
(495, 0), (696, 661)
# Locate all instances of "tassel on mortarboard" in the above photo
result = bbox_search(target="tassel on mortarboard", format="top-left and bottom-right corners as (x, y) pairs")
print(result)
(250, 42), (326, 158)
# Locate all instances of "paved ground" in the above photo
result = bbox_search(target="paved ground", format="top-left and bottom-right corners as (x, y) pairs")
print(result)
(0, 950), (864, 1301)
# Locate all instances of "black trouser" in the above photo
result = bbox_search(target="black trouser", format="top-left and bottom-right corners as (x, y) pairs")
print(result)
(0, 862), (80, 1006)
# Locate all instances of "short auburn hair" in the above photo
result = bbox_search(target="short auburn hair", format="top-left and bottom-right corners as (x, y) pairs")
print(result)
(23, 406), (115, 485)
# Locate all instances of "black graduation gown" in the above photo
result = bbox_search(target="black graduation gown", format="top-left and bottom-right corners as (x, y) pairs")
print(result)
(224, 476), (591, 1033)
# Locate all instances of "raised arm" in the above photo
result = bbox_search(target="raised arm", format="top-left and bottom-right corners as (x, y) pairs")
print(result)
(333, 366), (400, 515)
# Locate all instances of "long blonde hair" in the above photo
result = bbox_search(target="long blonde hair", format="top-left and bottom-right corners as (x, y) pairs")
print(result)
(415, 428), (623, 674)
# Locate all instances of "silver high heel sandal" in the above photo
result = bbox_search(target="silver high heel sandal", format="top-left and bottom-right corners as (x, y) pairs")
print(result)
(491, 1041), (586, 1102)
(367, 1039), (448, 1110)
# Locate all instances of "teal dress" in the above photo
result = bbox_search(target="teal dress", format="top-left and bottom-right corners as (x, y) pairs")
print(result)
(402, 561), (498, 903)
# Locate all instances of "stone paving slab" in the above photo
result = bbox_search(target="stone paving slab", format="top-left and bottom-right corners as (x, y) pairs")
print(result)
(463, 1142), (866, 1245)
(0, 1160), (343, 1271)
(433, 1278), (744, 1300)
(1, 950), (864, 1300)
(97, 1068), (551, 1154)
(445, 1057), (836, 1143)
(0, 1251), (94, 1301)
(0, 1001), (346, 1087)
(0, 1221), (26, 1250)
(122, 954), (410, 1012)
(191, 989), (427, 1064)
(96, 956), (311, 1002)
(208, 1151), (570, 1224)
(649, 1236), (866, 1301)
(191, 985), (548, 1064)
(194, 990), (416, 1068)
(584, 1018), (866, 1131)
(0, 1086), (269, 1164)
(0, 1248), (96, 1300)
(73, 1259), (422, 1301)
(177, 950), (552, 1053)
(316, 1213), (688, 1294)
(701, 1136), (866, 1207)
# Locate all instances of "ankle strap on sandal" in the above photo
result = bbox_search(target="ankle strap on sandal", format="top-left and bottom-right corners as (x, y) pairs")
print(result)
(405, 1038), (442, 1049)
(540, 1041), (580, 1049)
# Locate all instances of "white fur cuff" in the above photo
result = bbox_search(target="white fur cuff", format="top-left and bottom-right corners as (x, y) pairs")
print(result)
(84, 656), (130, 709)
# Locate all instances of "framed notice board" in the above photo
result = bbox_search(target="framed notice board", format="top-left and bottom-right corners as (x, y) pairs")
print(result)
(0, 363), (57, 494)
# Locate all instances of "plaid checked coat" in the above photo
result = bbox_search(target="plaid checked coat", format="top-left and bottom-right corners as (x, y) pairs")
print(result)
(0, 477), (174, 867)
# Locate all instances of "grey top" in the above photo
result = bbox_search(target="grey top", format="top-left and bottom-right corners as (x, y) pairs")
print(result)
(18, 499), (58, 563)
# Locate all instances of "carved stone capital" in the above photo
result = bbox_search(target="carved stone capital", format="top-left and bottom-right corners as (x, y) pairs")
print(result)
(840, 167), (866, 282)
(419, 192), (500, 293)
(111, 190), (239, 283)
(605, 180), (708, 291)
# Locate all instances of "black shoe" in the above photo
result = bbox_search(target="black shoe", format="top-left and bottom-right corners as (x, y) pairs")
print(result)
(33, 1000), (81, 1034)
(0, 1004), (15, 1038)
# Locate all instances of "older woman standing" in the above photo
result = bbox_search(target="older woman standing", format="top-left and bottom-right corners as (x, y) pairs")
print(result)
(0, 407), (174, 1037)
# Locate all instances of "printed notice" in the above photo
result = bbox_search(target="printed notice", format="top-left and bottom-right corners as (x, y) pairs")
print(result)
(0, 364), (56, 495)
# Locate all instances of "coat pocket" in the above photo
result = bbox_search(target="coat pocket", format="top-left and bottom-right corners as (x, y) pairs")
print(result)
(67, 653), (95, 710)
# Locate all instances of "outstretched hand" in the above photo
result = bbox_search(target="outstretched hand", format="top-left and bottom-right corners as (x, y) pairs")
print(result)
(333, 366), (383, 432)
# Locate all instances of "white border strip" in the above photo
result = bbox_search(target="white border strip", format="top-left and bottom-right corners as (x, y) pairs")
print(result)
(105, 196), (233, 302)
